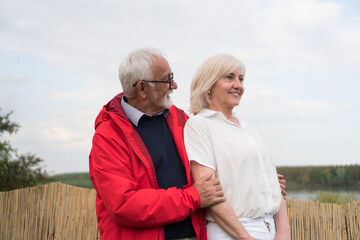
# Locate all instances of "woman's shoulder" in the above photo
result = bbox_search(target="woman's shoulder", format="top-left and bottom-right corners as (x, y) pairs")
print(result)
(187, 109), (216, 124)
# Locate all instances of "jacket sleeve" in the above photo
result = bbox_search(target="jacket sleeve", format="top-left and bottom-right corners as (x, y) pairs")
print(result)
(89, 122), (201, 228)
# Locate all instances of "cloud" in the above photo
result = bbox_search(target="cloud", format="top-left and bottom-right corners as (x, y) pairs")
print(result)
(1, 0), (360, 173)
(0, 77), (29, 85)
(2, 0), (359, 79)
(43, 126), (91, 148)
(237, 83), (350, 123)
(44, 127), (75, 142)
(233, 82), (360, 167)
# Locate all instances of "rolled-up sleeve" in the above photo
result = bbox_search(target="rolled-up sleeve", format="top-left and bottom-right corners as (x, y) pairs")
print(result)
(184, 117), (216, 171)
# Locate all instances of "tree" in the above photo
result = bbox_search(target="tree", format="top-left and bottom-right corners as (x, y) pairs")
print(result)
(0, 108), (53, 191)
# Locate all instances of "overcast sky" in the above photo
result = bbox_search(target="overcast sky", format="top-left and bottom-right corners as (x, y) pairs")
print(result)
(1, 0), (359, 174)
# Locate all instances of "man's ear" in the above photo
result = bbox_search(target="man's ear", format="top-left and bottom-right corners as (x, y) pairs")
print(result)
(136, 82), (147, 98)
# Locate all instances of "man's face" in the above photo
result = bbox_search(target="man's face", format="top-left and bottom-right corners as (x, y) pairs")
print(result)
(148, 57), (178, 111)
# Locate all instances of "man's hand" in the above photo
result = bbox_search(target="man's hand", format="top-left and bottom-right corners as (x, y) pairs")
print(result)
(193, 174), (225, 208)
(277, 174), (287, 199)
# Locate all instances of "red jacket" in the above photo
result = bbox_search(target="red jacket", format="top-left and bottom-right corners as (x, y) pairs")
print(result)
(89, 93), (207, 239)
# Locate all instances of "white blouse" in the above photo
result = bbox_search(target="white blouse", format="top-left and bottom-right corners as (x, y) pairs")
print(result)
(184, 109), (281, 220)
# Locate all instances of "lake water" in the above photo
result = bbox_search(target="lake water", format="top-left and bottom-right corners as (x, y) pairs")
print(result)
(287, 190), (360, 201)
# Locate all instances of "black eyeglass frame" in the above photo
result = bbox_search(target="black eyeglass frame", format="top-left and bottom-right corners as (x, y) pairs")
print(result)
(132, 73), (174, 89)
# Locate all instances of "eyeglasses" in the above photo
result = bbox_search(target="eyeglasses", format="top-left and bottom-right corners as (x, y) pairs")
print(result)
(132, 73), (174, 89)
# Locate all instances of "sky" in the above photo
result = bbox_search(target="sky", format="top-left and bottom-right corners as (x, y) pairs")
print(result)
(1, 0), (359, 175)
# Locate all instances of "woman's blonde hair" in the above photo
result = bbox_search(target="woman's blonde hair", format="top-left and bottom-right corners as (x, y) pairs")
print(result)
(190, 54), (246, 114)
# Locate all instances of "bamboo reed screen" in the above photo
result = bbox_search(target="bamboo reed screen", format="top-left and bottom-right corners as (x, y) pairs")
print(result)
(0, 182), (99, 239)
(286, 198), (360, 239)
(1, 182), (359, 239)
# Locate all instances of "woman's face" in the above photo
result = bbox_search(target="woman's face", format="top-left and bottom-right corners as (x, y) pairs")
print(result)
(209, 67), (244, 113)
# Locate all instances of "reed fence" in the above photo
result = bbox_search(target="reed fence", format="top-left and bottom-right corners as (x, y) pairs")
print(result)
(0, 183), (99, 240)
(287, 198), (360, 239)
(0, 182), (359, 239)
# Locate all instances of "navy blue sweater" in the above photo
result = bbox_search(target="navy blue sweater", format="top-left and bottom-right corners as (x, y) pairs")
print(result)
(133, 113), (196, 239)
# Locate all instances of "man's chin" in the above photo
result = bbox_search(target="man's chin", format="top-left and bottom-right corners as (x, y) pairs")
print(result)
(160, 94), (173, 108)
(162, 98), (173, 109)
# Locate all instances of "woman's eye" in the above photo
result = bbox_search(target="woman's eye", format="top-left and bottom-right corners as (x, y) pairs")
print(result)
(225, 75), (233, 79)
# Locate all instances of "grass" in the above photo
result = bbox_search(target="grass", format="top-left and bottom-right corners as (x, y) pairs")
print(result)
(51, 172), (94, 189)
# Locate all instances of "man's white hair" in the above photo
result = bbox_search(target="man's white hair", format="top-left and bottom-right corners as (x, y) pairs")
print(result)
(119, 48), (167, 97)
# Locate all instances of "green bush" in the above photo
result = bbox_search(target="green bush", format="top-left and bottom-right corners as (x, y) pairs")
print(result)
(277, 165), (360, 190)
(312, 192), (359, 204)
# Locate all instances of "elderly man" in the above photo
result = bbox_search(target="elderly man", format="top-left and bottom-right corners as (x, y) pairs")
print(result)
(89, 48), (286, 240)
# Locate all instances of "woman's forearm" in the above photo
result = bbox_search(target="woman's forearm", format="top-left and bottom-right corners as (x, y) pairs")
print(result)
(274, 197), (291, 240)
(207, 202), (253, 240)
(189, 162), (254, 239)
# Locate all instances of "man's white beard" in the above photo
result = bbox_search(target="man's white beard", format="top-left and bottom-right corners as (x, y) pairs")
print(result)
(150, 89), (173, 109)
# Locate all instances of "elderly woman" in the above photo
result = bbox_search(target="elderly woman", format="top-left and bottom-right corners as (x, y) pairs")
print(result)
(184, 54), (291, 240)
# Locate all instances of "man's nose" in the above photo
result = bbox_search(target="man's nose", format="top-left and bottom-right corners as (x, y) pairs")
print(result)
(171, 80), (178, 90)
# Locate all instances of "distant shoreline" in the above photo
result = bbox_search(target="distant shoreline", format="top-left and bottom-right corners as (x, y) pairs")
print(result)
(51, 165), (360, 192)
